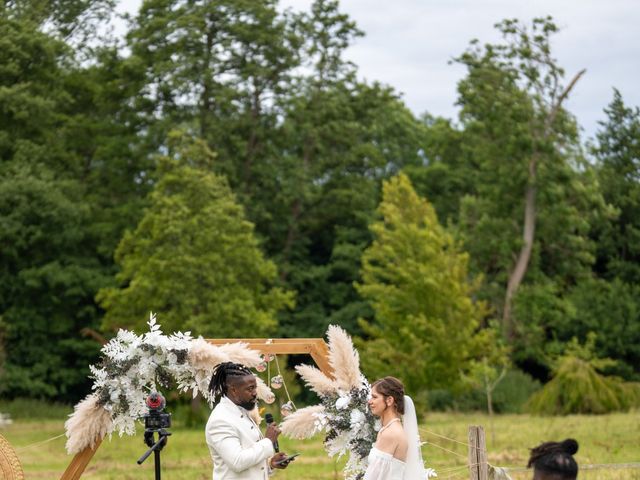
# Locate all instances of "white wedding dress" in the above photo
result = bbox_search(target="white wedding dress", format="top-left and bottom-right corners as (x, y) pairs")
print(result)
(363, 396), (426, 480)
(364, 447), (406, 480)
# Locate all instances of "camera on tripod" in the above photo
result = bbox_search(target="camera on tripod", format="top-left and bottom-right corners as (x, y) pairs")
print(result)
(137, 392), (172, 479)
(142, 392), (171, 430)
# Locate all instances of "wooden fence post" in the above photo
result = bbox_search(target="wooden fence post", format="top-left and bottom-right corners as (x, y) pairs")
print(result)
(468, 425), (488, 480)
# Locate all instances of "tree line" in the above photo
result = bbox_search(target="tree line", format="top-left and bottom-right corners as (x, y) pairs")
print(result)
(1, 0), (639, 407)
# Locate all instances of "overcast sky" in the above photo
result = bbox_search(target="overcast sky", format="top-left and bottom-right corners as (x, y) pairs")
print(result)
(118, 0), (640, 140)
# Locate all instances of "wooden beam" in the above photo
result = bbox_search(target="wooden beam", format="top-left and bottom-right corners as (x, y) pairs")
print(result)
(59, 438), (102, 480)
(206, 338), (334, 377)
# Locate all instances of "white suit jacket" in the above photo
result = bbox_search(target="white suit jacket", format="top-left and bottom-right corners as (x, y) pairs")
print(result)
(205, 396), (275, 480)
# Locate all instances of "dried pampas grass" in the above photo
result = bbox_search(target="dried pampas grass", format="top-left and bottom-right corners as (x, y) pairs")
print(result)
(248, 406), (262, 425)
(296, 364), (336, 396)
(281, 405), (325, 439)
(188, 338), (232, 399)
(217, 342), (263, 368)
(65, 394), (112, 454)
(255, 376), (274, 402)
(188, 338), (230, 371)
(327, 325), (361, 390)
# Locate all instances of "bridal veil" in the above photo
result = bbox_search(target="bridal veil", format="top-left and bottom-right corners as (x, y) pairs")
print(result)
(403, 395), (426, 480)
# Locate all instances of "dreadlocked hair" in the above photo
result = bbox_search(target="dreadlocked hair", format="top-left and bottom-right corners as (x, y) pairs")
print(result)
(527, 438), (579, 479)
(209, 362), (253, 400)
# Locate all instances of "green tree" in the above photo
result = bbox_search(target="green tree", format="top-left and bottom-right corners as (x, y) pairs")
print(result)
(0, 17), (120, 402)
(453, 17), (605, 341)
(97, 135), (293, 336)
(269, 1), (428, 337)
(592, 90), (640, 284)
(356, 173), (490, 396)
(1, 0), (115, 40)
(563, 278), (640, 380)
(0, 163), (106, 400)
(405, 115), (471, 225)
(124, 0), (300, 182)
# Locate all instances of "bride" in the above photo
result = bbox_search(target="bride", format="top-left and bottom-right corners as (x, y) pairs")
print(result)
(364, 377), (427, 480)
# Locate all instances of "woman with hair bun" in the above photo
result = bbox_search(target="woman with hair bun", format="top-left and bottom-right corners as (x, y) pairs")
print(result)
(364, 376), (428, 480)
(527, 438), (579, 480)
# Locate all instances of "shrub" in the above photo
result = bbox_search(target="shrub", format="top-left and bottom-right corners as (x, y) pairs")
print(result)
(526, 340), (640, 415)
(492, 369), (541, 413)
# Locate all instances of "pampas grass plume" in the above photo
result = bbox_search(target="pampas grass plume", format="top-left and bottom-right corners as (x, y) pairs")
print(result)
(188, 338), (230, 371)
(327, 325), (361, 390)
(256, 376), (273, 402)
(296, 364), (336, 396)
(65, 394), (113, 454)
(281, 405), (325, 439)
(217, 342), (263, 368)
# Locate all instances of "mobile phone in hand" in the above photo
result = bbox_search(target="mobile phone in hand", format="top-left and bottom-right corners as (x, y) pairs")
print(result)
(275, 453), (300, 465)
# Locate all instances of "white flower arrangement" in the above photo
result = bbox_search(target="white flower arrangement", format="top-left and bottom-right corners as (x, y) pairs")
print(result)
(281, 325), (377, 480)
(65, 313), (268, 455)
(88, 314), (199, 436)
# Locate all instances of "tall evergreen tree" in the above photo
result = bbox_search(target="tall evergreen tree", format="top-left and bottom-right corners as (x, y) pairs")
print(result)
(97, 134), (293, 336)
(592, 90), (640, 284)
(356, 173), (490, 395)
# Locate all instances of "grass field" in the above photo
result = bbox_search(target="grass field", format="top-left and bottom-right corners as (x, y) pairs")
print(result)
(2, 410), (640, 479)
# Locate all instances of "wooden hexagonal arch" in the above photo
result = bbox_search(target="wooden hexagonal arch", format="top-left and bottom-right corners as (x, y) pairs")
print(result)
(59, 338), (332, 480)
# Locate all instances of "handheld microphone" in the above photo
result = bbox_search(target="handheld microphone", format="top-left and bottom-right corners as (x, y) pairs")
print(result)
(264, 413), (279, 452)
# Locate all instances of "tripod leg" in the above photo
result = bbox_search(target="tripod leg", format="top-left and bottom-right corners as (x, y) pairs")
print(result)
(154, 448), (161, 480)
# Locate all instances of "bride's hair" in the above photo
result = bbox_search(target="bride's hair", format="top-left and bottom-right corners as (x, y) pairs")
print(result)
(527, 438), (579, 479)
(372, 376), (405, 414)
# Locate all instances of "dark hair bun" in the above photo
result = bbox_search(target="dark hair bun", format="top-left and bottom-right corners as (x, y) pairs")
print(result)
(561, 439), (579, 455)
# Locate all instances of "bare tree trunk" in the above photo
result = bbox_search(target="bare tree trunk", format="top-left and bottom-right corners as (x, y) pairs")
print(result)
(503, 158), (537, 339)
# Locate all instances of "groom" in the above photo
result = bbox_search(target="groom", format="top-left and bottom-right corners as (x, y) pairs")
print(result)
(205, 362), (291, 479)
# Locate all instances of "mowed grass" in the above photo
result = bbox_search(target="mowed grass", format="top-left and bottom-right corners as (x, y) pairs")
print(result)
(2, 410), (640, 479)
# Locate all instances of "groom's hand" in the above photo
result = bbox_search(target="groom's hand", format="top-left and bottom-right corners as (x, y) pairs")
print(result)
(265, 422), (280, 443)
(270, 452), (291, 469)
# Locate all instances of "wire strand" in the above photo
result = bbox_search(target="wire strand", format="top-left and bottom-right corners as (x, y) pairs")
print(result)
(15, 433), (66, 452)
(419, 427), (475, 448)
(273, 353), (297, 410)
(424, 440), (469, 459)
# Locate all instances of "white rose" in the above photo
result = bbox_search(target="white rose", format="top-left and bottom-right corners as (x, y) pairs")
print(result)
(335, 396), (351, 410)
(350, 409), (365, 428)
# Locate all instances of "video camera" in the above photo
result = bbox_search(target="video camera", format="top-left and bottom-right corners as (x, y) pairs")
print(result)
(142, 392), (171, 431)
(137, 392), (172, 479)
